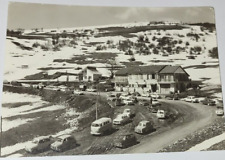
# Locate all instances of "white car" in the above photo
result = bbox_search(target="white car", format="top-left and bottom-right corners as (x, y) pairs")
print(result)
(152, 99), (160, 106)
(113, 114), (130, 125)
(184, 96), (199, 103)
(141, 93), (150, 97)
(157, 110), (166, 119)
(73, 90), (84, 95)
(120, 93), (132, 100)
(123, 109), (135, 118)
(86, 88), (97, 92)
(25, 136), (53, 153)
(50, 135), (77, 152)
(123, 99), (135, 105)
(216, 107), (224, 116)
(151, 93), (160, 99)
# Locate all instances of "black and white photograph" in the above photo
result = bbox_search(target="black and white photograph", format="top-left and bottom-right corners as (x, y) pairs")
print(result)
(0, 2), (225, 158)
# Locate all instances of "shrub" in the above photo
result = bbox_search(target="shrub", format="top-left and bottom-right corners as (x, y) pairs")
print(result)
(32, 42), (40, 48)
(209, 47), (218, 58)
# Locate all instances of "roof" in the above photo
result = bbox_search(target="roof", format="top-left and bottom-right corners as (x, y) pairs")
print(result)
(92, 117), (112, 124)
(159, 65), (189, 76)
(115, 65), (166, 76)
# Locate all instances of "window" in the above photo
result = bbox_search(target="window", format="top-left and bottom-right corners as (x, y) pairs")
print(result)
(152, 74), (155, 79)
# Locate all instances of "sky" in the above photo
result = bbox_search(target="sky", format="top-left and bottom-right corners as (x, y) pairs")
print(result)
(7, 2), (215, 30)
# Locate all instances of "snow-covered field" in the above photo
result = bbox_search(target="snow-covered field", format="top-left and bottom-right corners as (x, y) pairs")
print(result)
(1, 92), (82, 157)
(3, 23), (221, 87)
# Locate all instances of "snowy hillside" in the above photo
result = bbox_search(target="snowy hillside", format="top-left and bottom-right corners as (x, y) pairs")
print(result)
(4, 22), (220, 87)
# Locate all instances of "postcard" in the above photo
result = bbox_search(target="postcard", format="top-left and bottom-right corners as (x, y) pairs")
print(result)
(0, 2), (224, 158)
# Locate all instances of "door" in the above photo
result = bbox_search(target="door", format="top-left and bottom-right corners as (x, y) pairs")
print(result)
(160, 84), (170, 94)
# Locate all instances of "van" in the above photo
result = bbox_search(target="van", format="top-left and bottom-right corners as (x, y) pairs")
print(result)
(90, 117), (112, 135)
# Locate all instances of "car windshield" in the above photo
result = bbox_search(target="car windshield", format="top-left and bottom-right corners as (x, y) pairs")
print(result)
(91, 123), (100, 127)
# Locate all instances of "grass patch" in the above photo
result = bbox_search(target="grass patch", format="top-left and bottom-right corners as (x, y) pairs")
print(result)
(2, 102), (32, 108)
(53, 52), (119, 64)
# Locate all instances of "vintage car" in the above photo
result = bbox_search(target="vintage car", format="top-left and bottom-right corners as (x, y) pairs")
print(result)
(123, 99), (135, 105)
(113, 114), (130, 125)
(86, 88), (97, 92)
(50, 135), (77, 152)
(25, 136), (53, 153)
(200, 98), (216, 106)
(114, 134), (137, 148)
(216, 106), (224, 116)
(152, 99), (161, 106)
(123, 108), (135, 118)
(90, 117), (112, 135)
(157, 110), (166, 119)
(73, 90), (84, 95)
(184, 96), (199, 103)
(151, 93), (161, 99)
(135, 120), (153, 134)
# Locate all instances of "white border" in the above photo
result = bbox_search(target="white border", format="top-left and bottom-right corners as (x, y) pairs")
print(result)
(0, 0), (225, 160)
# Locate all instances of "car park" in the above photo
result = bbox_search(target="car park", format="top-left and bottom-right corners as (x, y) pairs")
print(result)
(51, 135), (77, 152)
(113, 114), (130, 125)
(25, 136), (53, 153)
(157, 110), (166, 119)
(114, 134), (137, 148)
(135, 120), (153, 134)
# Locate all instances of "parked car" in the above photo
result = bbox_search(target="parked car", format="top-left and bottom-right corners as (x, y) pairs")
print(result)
(113, 114), (130, 125)
(151, 93), (161, 99)
(123, 99), (135, 105)
(25, 136), (53, 153)
(184, 96), (199, 103)
(120, 93), (132, 100)
(73, 90), (84, 95)
(152, 99), (161, 106)
(132, 92), (141, 97)
(157, 110), (166, 119)
(141, 93), (150, 97)
(105, 88), (115, 92)
(139, 100), (150, 106)
(216, 106), (224, 116)
(123, 108), (135, 118)
(114, 134), (137, 148)
(86, 88), (97, 92)
(200, 98), (216, 106)
(90, 117), (112, 135)
(135, 121), (153, 134)
(50, 135), (77, 152)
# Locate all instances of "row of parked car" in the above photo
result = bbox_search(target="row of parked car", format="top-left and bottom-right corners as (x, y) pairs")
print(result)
(25, 134), (77, 154)
(181, 96), (224, 116)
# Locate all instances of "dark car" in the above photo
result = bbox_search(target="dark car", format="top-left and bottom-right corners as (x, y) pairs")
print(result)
(200, 98), (216, 106)
(114, 134), (137, 148)
(50, 135), (77, 152)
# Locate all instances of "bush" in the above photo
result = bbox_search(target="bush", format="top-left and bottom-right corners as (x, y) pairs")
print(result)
(32, 42), (40, 48)
(209, 47), (218, 58)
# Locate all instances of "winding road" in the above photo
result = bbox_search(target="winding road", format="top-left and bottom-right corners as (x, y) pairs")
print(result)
(111, 100), (217, 154)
